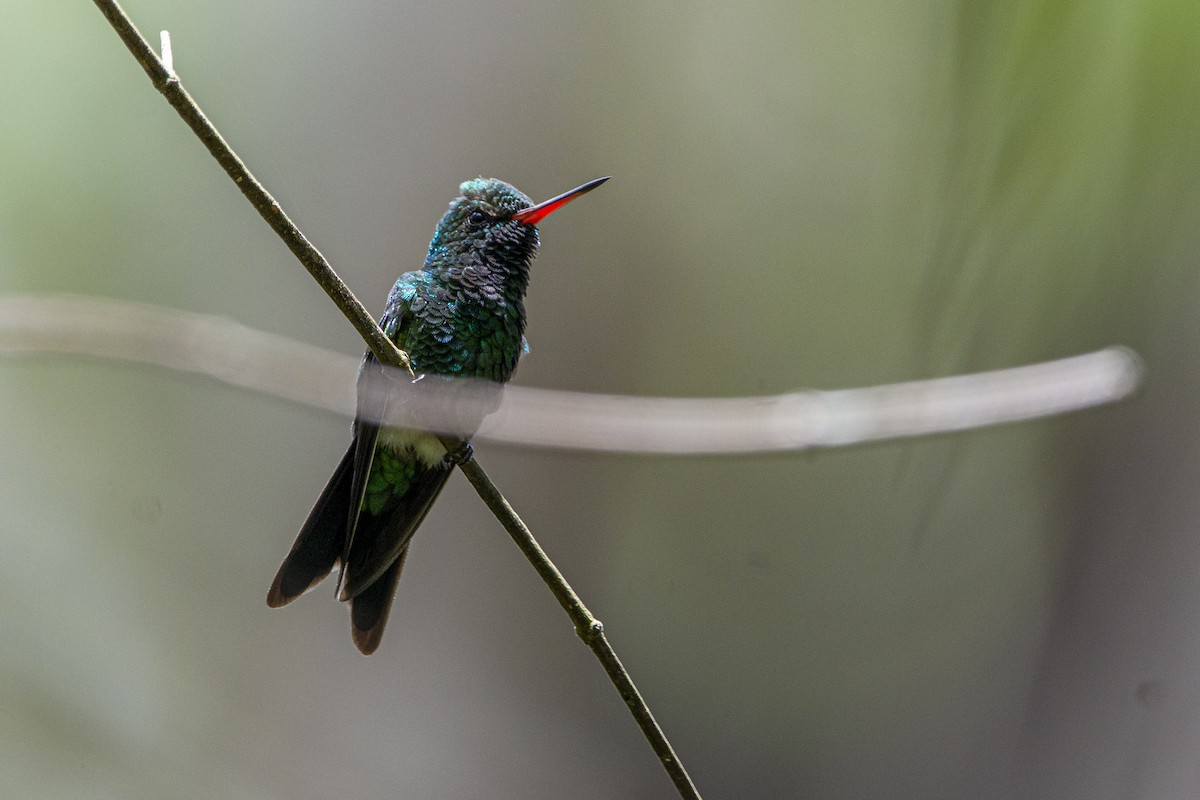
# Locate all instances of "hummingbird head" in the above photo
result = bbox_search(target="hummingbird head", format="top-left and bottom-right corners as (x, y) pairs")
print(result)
(424, 177), (609, 273)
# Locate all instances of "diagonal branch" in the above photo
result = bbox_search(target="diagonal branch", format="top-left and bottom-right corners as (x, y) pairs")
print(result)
(89, 2), (701, 798)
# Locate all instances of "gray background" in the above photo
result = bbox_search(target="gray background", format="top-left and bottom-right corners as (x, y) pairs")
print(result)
(3, 2), (1200, 798)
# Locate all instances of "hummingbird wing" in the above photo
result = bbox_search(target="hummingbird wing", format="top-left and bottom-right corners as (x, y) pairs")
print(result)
(270, 275), (453, 653)
(337, 283), (412, 591)
(266, 443), (355, 607)
(336, 352), (385, 594)
(335, 279), (453, 610)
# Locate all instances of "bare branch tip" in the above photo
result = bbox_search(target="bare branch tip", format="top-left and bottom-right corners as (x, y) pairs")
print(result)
(159, 30), (175, 76)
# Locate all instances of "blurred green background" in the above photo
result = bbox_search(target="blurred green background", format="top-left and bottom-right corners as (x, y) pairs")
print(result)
(4, 2), (1200, 798)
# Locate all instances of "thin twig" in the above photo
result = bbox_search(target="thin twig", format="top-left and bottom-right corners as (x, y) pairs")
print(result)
(88, 2), (701, 797)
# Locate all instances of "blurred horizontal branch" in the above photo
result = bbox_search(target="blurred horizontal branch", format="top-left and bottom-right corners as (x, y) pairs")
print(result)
(0, 293), (1142, 454)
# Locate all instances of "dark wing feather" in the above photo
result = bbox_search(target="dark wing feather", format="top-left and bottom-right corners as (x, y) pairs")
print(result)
(335, 354), (384, 597)
(266, 443), (355, 607)
(338, 464), (452, 600)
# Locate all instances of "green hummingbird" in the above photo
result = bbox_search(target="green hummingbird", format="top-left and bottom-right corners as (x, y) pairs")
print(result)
(267, 176), (608, 654)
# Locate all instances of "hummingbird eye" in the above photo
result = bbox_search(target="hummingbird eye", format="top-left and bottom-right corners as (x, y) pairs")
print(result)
(467, 210), (488, 226)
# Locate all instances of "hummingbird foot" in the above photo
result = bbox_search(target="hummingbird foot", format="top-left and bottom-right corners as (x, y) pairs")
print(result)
(443, 441), (474, 466)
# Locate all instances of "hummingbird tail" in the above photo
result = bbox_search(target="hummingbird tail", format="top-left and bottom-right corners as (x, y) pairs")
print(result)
(338, 464), (452, 600)
(350, 545), (409, 655)
(269, 434), (454, 654)
(266, 445), (354, 608)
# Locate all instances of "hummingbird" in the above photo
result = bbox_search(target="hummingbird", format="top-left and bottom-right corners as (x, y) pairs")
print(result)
(267, 176), (608, 654)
